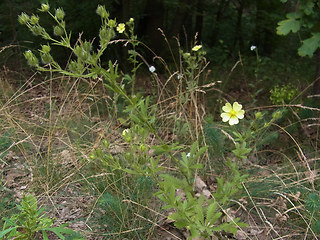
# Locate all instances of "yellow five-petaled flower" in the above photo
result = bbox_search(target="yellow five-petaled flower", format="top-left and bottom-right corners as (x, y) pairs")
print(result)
(192, 45), (202, 51)
(116, 23), (125, 33)
(221, 102), (245, 125)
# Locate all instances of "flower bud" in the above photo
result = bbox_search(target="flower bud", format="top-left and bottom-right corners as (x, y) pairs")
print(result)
(53, 25), (64, 36)
(73, 45), (90, 61)
(96, 5), (109, 19)
(272, 111), (282, 120)
(41, 44), (51, 54)
(40, 3), (50, 12)
(18, 12), (30, 25)
(40, 53), (52, 64)
(30, 15), (39, 25)
(55, 8), (65, 20)
(24, 50), (39, 67)
(68, 60), (84, 74)
(255, 111), (263, 119)
(102, 140), (110, 148)
(99, 27), (115, 46)
(108, 19), (116, 28)
(31, 25), (44, 36)
(82, 41), (92, 53)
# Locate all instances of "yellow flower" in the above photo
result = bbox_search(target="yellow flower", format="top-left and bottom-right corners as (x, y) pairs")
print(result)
(192, 45), (202, 51)
(221, 102), (245, 125)
(116, 23), (125, 33)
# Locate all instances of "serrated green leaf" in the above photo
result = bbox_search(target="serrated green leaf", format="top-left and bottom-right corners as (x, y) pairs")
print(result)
(206, 201), (218, 222)
(298, 33), (320, 57)
(174, 219), (189, 229)
(277, 18), (301, 35)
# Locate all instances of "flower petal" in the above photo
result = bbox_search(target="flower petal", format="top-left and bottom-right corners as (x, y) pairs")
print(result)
(233, 102), (242, 111)
(221, 113), (230, 122)
(236, 110), (245, 119)
(229, 116), (239, 125)
(222, 103), (232, 112)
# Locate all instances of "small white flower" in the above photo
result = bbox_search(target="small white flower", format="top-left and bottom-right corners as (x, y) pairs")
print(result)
(186, 152), (191, 158)
(149, 66), (155, 73)
(250, 45), (256, 51)
(122, 129), (130, 137)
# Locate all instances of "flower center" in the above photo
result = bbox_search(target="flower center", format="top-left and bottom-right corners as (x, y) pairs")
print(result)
(229, 109), (237, 117)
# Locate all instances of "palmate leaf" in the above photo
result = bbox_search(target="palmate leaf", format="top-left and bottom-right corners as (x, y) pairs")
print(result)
(277, 18), (301, 35)
(298, 33), (320, 57)
(277, 12), (302, 36)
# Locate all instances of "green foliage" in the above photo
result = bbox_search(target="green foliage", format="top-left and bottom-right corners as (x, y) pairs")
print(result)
(0, 129), (14, 160)
(94, 185), (153, 238)
(270, 84), (299, 104)
(0, 195), (81, 239)
(155, 142), (247, 239)
(204, 121), (224, 157)
(277, 0), (320, 57)
(305, 192), (320, 234)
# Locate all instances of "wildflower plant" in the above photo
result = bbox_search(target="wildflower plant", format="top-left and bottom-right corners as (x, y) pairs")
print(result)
(19, 4), (248, 239)
(219, 101), (284, 161)
(0, 195), (80, 239)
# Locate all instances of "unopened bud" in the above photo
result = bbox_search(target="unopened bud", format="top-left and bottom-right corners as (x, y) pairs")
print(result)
(41, 44), (51, 54)
(30, 15), (39, 25)
(96, 5), (109, 19)
(18, 12), (30, 25)
(40, 3), (50, 12)
(53, 25), (64, 36)
(24, 50), (39, 67)
(55, 8), (65, 20)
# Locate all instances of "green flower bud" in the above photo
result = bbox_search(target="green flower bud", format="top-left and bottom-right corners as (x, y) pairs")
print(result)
(82, 41), (92, 53)
(68, 60), (84, 74)
(24, 50), (39, 67)
(102, 140), (110, 148)
(108, 19), (117, 28)
(41, 44), (51, 54)
(96, 5), (109, 19)
(255, 111), (263, 119)
(40, 53), (52, 64)
(272, 111), (282, 120)
(30, 14), (39, 25)
(73, 45), (90, 61)
(39, 3), (50, 12)
(99, 27), (115, 46)
(31, 25), (44, 36)
(55, 8), (65, 20)
(53, 25), (64, 36)
(18, 12), (30, 25)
